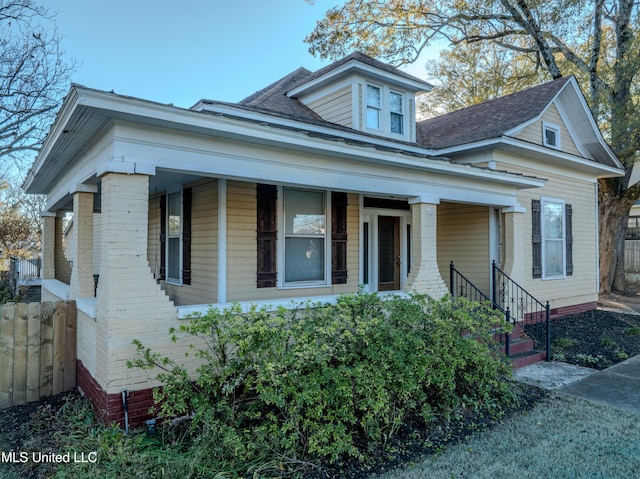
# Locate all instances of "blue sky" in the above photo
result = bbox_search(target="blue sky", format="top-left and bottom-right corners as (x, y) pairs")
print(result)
(47, 1), (437, 108)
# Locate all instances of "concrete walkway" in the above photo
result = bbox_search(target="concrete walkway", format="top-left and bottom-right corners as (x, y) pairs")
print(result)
(514, 355), (640, 413)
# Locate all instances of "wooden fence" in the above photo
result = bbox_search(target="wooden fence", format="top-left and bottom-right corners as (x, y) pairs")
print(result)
(626, 240), (640, 273)
(0, 301), (76, 409)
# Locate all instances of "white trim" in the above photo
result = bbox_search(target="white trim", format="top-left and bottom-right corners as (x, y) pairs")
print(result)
(542, 121), (561, 149)
(434, 136), (624, 178)
(286, 58), (432, 98)
(218, 179), (227, 304)
(278, 186), (331, 288)
(177, 291), (412, 319)
(541, 196), (566, 280)
(165, 189), (183, 285)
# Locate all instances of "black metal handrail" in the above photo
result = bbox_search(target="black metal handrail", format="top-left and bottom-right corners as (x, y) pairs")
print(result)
(492, 261), (550, 361)
(450, 261), (513, 355)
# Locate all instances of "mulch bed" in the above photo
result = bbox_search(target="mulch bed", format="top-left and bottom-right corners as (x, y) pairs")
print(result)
(549, 309), (640, 370)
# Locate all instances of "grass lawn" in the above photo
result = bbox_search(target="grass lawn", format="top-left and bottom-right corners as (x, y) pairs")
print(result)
(373, 393), (640, 479)
(2, 391), (639, 478)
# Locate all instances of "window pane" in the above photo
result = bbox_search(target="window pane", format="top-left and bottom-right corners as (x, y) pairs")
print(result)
(543, 202), (563, 239)
(391, 112), (403, 134)
(168, 237), (180, 280)
(285, 238), (324, 282)
(285, 190), (325, 235)
(544, 240), (563, 276)
(390, 92), (402, 113)
(544, 127), (557, 147)
(367, 107), (380, 129)
(367, 85), (380, 107)
(168, 192), (181, 236)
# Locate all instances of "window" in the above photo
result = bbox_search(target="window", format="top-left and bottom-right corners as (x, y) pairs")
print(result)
(366, 85), (381, 130)
(543, 122), (561, 149)
(532, 198), (573, 279)
(542, 199), (564, 278)
(167, 191), (182, 282)
(284, 189), (326, 283)
(390, 92), (403, 134)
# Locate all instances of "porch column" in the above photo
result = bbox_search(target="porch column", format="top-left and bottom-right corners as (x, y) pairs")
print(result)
(41, 213), (57, 280)
(404, 200), (448, 298)
(54, 215), (72, 284)
(501, 207), (526, 285)
(95, 172), (177, 401)
(69, 188), (96, 298)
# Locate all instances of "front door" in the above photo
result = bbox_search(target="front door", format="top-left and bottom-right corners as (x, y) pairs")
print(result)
(378, 216), (400, 291)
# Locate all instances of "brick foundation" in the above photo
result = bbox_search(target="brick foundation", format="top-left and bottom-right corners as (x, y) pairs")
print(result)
(76, 360), (157, 428)
(550, 301), (598, 319)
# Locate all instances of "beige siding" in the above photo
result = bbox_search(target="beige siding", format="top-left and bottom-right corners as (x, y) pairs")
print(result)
(437, 203), (491, 295)
(515, 104), (581, 156)
(226, 181), (359, 302)
(496, 160), (599, 310)
(148, 179), (218, 306)
(308, 85), (353, 127)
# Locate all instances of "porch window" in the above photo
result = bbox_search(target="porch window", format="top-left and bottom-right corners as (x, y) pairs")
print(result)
(167, 191), (182, 282)
(284, 189), (326, 283)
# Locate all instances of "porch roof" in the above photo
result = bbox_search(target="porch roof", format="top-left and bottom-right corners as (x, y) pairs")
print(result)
(23, 84), (546, 198)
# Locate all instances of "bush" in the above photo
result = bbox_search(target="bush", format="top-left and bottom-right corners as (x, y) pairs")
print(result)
(130, 292), (515, 477)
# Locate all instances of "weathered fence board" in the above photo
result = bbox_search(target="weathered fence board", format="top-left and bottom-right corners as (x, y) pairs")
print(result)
(0, 301), (76, 409)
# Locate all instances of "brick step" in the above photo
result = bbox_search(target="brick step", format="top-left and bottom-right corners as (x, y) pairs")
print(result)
(510, 350), (547, 369)
(501, 337), (535, 356)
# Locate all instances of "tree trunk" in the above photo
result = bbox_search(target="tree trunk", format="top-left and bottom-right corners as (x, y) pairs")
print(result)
(599, 192), (629, 293)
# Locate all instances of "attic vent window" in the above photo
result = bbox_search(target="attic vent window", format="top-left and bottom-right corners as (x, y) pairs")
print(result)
(366, 85), (381, 130)
(543, 122), (561, 149)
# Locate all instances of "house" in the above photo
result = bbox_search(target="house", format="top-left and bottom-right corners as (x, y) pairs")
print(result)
(23, 52), (623, 425)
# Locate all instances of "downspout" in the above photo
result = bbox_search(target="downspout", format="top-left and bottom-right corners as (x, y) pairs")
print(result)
(595, 182), (600, 292)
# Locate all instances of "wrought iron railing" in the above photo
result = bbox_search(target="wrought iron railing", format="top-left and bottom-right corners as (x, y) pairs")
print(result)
(449, 261), (550, 361)
(492, 261), (550, 360)
(450, 261), (514, 355)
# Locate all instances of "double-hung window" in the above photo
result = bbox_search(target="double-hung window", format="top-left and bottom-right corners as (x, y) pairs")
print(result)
(390, 91), (403, 134)
(366, 85), (382, 130)
(167, 191), (182, 282)
(284, 189), (326, 283)
(541, 198), (565, 278)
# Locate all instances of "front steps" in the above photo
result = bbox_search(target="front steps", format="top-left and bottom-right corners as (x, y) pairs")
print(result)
(500, 324), (547, 368)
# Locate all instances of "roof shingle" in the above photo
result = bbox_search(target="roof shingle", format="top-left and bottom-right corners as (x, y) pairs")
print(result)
(416, 76), (573, 149)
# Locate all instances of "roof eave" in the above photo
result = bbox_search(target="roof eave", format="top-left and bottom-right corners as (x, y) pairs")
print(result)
(431, 137), (626, 179)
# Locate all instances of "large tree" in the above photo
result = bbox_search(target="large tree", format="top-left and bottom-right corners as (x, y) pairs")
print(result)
(0, 0), (75, 181)
(306, 0), (640, 293)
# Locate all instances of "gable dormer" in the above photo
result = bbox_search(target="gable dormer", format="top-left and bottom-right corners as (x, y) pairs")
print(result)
(286, 52), (432, 143)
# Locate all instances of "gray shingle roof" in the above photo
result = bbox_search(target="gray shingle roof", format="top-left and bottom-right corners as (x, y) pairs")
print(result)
(416, 76), (573, 149)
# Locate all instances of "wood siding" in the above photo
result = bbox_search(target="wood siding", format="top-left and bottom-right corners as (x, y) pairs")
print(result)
(437, 203), (491, 294)
(226, 181), (359, 302)
(148, 179), (218, 306)
(308, 85), (353, 127)
(514, 104), (581, 157)
(497, 159), (598, 310)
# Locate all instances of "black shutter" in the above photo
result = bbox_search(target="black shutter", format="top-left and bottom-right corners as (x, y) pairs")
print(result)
(331, 192), (348, 284)
(257, 184), (277, 288)
(566, 204), (573, 276)
(159, 194), (166, 281)
(182, 188), (192, 285)
(532, 199), (542, 279)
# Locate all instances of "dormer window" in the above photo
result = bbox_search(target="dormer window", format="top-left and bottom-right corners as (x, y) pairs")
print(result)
(543, 122), (561, 149)
(390, 92), (403, 134)
(366, 85), (381, 130)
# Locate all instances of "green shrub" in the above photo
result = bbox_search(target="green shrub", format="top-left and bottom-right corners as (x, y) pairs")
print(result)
(129, 292), (516, 476)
